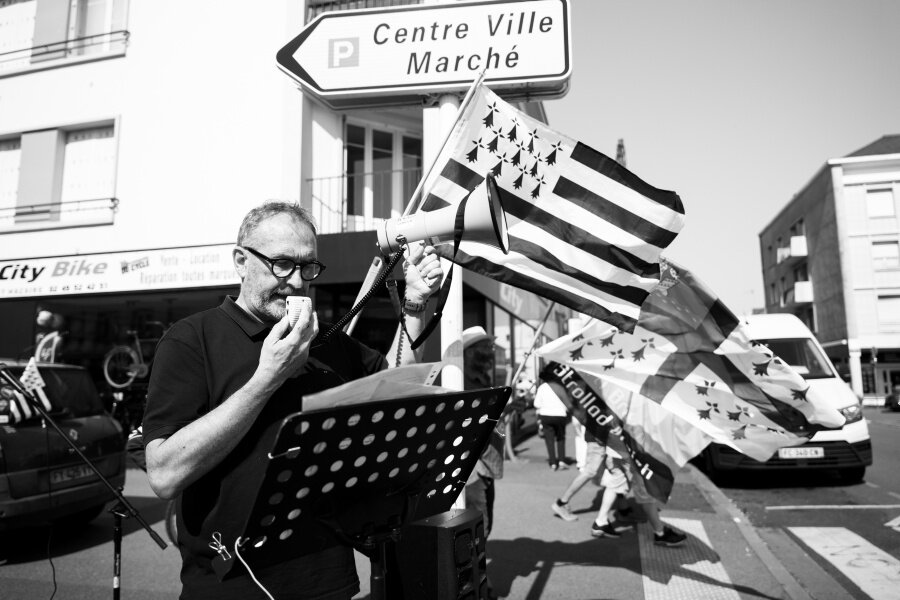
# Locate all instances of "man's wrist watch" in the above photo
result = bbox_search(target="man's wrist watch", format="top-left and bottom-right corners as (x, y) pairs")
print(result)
(403, 297), (428, 313)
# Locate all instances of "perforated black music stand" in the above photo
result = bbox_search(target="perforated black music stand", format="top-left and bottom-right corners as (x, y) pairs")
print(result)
(238, 386), (511, 599)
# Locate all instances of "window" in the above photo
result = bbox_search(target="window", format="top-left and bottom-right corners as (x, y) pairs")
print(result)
(1, 124), (116, 232)
(866, 188), (895, 218)
(67, 0), (129, 56)
(343, 122), (422, 226)
(60, 126), (116, 203)
(873, 241), (900, 270)
(793, 263), (809, 282)
(754, 337), (834, 379)
(371, 129), (393, 219)
(0, 0), (127, 72)
(878, 295), (900, 329)
(0, 0), (37, 71)
(0, 138), (22, 207)
(790, 218), (805, 236)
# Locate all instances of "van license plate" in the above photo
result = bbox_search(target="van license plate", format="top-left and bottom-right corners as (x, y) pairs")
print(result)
(50, 464), (96, 484)
(778, 447), (824, 459)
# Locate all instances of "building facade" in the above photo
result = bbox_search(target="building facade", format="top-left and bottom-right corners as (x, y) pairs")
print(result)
(759, 135), (900, 403)
(0, 0), (570, 401)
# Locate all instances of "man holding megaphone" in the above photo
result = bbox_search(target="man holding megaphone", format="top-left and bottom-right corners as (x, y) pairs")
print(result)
(141, 201), (443, 600)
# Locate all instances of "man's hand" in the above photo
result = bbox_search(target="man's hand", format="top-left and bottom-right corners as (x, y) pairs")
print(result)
(257, 311), (319, 387)
(403, 242), (443, 303)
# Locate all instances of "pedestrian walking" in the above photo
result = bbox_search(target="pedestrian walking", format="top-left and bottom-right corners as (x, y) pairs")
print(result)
(533, 380), (572, 470)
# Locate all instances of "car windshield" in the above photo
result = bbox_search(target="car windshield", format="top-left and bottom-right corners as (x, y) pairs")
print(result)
(7, 367), (104, 417)
(754, 338), (836, 379)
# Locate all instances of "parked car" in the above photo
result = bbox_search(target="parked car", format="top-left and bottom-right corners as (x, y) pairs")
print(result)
(0, 360), (126, 529)
(694, 314), (873, 483)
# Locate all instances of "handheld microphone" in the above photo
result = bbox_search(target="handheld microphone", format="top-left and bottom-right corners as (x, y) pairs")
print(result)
(285, 296), (312, 329)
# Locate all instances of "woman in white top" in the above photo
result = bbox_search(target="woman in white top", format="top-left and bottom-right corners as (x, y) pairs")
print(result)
(533, 381), (571, 470)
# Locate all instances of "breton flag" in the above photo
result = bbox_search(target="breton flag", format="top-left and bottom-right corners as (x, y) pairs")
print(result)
(541, 361), (710, 503)
(0, 387), (32, 424)
(537, 259), (846, 462)
(20, 357), (53, 412)
(418, 84), (685, 333)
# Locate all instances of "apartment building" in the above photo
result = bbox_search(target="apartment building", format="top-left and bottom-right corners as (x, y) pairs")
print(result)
(0, 0), (568, 395)
(759, 134), (900, 403)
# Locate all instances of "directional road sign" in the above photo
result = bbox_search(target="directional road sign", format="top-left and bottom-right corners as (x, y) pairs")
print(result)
(277, 0), (571, 109)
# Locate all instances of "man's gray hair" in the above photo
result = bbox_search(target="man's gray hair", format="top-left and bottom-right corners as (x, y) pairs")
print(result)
(237, 201), (317, 245)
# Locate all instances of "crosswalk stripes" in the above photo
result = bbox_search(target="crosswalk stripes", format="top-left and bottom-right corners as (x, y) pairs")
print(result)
(639, 517), (741, 600)
(788, 527), (900, 600)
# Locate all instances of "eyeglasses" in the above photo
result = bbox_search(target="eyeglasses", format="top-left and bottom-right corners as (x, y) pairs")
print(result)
(240, 246), (326, 281)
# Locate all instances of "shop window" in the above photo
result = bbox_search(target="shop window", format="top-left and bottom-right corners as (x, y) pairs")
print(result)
(872, 240), (900, 270)
(866, 188), (895, 219)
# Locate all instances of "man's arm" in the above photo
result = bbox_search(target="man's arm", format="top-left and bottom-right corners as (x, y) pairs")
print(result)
(387, 243), (443, 366)
(145, 313), (318, 499)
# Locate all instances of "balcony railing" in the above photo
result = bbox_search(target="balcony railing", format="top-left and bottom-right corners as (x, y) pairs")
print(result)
(0, 198), (119, 234)
(0, 30), (129, 73)
(305, 168), (423, 235)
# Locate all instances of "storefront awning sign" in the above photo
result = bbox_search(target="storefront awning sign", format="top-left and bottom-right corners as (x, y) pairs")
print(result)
(0, 244), (239, 299)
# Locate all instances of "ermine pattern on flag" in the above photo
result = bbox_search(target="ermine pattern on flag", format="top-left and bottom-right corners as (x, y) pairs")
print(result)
(419, 84), (685, 332)
(537, 260), (846, 462)
(20, 357), (53, 412)
(542, 361), (709, 503)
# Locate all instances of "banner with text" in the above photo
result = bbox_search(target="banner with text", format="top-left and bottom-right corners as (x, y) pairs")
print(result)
(0, 244), (239, 298)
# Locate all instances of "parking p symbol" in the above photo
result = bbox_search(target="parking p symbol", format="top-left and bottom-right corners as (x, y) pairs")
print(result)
(329, 38), (358, 68)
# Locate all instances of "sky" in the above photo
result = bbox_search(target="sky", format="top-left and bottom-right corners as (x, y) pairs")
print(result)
(544, 0), (900, 316)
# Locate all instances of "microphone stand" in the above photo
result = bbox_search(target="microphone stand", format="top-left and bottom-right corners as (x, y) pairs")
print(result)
(0, 365), (167, 600)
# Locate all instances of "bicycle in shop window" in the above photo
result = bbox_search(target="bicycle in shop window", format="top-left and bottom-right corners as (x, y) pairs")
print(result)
(103, 321), (170, 389)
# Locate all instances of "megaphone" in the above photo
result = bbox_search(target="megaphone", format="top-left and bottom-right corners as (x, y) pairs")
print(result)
(376, 173), (510, 255)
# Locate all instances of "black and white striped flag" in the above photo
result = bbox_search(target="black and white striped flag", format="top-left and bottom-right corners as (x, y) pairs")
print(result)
(419, 84), (685, 332)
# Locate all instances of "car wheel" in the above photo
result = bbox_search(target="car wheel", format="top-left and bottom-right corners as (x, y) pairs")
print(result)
(838, 466), (865, 484)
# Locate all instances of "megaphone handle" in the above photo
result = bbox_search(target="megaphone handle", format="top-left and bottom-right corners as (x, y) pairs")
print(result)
(406, 199), (466, 352)
(317, 249), (406, 345)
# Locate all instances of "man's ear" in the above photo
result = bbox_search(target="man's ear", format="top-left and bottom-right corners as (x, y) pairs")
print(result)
(233, 247), (248, 279)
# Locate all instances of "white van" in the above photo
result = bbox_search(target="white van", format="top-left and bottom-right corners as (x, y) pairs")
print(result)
(697, 313), (872, 483)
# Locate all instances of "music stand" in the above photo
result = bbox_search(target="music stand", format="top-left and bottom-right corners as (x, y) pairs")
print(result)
(238, 386), (511, 599)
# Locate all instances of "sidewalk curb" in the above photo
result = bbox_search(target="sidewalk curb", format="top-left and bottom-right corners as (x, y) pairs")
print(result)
(685, 463), (814, 600)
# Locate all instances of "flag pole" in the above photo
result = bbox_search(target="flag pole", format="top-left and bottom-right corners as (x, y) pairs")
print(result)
(402, 71), (486, 217)
(503, 301), (555, 462)
(344, 74), (485, 336)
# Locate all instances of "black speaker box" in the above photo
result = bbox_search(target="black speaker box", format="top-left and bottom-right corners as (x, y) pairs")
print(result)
(394, 508), (488, 600)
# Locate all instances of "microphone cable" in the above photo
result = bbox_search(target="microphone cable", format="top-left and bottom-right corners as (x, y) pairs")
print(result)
(315, 245), (407, 346)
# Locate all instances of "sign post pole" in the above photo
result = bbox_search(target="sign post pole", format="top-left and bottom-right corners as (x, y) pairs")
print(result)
(424, 90), (465, 508)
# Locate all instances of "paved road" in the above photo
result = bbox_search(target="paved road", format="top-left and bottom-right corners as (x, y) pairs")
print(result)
(2, 425), (870, 600)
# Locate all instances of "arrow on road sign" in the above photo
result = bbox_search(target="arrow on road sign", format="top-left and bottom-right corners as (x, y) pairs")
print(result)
(277, 0), (571, 109)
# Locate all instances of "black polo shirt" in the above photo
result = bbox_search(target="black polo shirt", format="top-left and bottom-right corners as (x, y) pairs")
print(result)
(144, 297), (386, 599)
